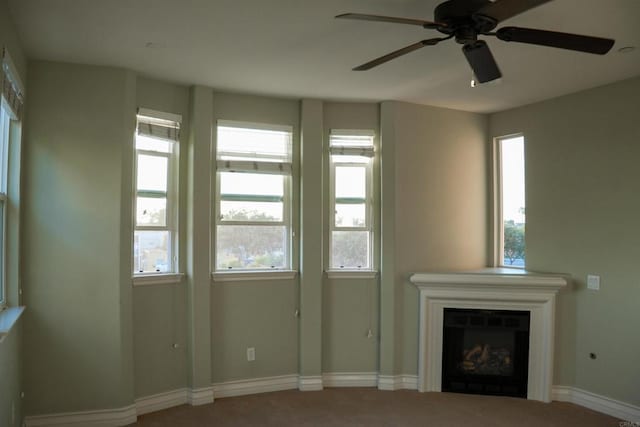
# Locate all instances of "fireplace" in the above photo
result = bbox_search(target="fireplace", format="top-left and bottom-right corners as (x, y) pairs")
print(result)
(442, 308), (530, 398)
(410, 269), (568, 402)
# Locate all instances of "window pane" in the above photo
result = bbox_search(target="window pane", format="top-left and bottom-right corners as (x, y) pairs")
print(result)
(0, 201), (4, 303)
(134, 230), (170, 273)
(136, 197), (167, 226)
(217, 126), (291, 162)
(136, 134), (171, 153)
(220, 172), (283, 197)
(216, 225), (287, 269)
(0, 108), (10, 193)
(332, 155), (369, 164)
(331, 231), (370, 269)
(221, 200), (283, 222)
(335, 166), (366, 198)
(501, 136), (525, 267)
(335, 203), (366, 227)
(137, 154), (168, 192)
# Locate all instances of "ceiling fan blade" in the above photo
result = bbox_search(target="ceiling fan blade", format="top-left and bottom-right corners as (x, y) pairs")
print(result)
(475, 0), (553, 23)
(336, 13), (443, 29)
(462, 41), (502, 83)
(496, 27), (615, 54)
(353, 38), (444, 71)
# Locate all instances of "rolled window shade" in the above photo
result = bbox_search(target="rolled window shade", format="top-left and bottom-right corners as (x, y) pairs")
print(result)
(2, 48), (24, 120)
(329, 145), (375, 157)
(329, 130), (375, 157)
(216, 159), (292, 175)
(330, 130), (374, 144)
(137, 115), (180, 142)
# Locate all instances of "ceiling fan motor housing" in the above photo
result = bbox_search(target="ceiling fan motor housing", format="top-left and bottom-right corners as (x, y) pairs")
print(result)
(434, 0), (498, 43)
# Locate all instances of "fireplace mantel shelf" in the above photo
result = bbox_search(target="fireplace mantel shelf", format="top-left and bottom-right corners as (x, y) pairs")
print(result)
(410, 268), (570, 403)
(410, 268), (569, 291)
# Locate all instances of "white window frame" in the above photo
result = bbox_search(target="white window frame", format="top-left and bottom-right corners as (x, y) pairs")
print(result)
(492, 133), (525, 268)
(133, 109), (180, 276)
(0, 102), (10, 309)
(328, 129), (375, 271)
(214, 120), (293, 272)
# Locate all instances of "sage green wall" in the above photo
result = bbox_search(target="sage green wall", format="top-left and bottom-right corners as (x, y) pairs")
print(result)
(211, 92), (300, 382)
(133, 77), (190, 397)
(0, 323), (22, 427)
(322, 102), (379, 373)
(0, 1), (27, 424)
(299, 98), (323, 379)
(0, 0), (27, 79)
(22, 61), (135, 414)
(382, 101), (489, 375)
(186, 85), (213, 389)
(490, 76), (640, 406)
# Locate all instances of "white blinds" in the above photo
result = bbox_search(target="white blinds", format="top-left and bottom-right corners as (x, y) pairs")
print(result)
(329, 130), (375, 156)
(216, 120), (292, 175)
(137, 108), (181, 142)
(1, 48), (24, 120)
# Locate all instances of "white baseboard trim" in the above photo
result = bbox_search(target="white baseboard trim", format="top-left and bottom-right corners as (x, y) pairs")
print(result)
(377, 374), (418, 391)
(552, 386), (640, 422)
(322, 372), (378, 387)
(24, 404), (137, 427)
(213, 374), (299, 398)
(135, 388), (188, 416)
(299, 375), (324, 391)
(188, 386), (214, 406)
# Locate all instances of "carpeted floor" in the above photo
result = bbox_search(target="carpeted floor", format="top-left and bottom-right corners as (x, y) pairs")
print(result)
(132, 388), (623, 426)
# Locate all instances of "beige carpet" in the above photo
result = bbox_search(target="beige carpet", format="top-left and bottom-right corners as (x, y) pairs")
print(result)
(132, 388), (622, 426)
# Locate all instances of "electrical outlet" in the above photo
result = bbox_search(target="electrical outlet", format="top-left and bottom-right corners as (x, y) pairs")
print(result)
(587, 274), (600, 291)
(247, 347), (255, 362)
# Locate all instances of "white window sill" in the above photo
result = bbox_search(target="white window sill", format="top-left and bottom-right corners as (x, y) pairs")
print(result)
(498, 265), (526, 270)
(326, 270), (378, 279)
(212, 270), (298, 283)
(0, 306), (25, 343)
(132, 273), (184, 287)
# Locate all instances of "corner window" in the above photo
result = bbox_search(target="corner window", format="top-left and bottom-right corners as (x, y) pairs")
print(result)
(329, 130), (375, 270)
(215, 121), (292, 271)
(0, 47), (23, 308)
(495, 135), (525, 267)
(133, 109), (180, 274)
(0, 103), (10, 307)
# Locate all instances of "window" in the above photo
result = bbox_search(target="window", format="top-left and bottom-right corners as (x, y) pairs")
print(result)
(495, 135), (525, 267)
(215, 121), (292, 271)
(0, 102), (10, 307)
(329, 130), (375, 270)
(133, 109), (180, 274)
(0, 47), (23, 309)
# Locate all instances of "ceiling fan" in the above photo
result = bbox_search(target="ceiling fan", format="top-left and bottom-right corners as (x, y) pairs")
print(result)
(336, 0), (615, 84)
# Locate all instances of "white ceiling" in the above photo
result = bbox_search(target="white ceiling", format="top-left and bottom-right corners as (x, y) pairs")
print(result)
(8, 0), (640, 113)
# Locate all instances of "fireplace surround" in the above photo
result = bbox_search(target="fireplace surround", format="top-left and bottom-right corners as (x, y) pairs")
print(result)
(410, 268), (568, 402)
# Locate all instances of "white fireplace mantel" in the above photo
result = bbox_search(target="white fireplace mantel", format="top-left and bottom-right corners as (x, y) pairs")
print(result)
(410, 268), (569, 402)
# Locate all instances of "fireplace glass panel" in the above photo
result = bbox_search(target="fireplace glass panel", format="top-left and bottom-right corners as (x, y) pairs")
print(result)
(442, 308), (530, 398)
(460, 329), (514, 376)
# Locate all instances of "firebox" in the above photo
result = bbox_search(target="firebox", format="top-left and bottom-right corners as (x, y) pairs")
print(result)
(442, 308), (530, 398)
